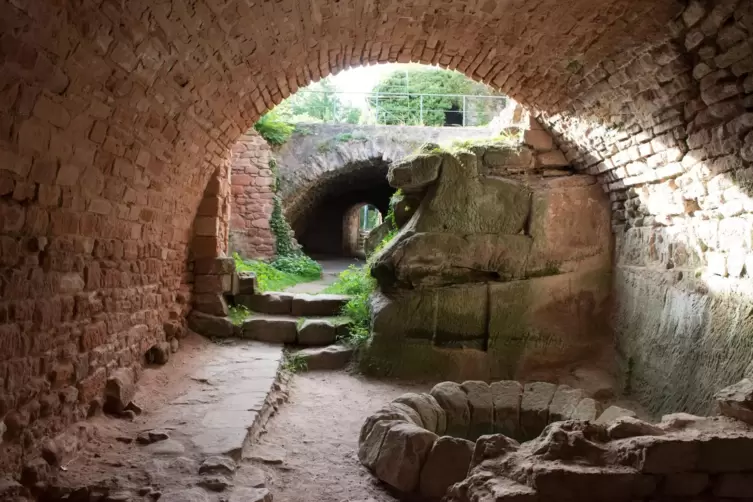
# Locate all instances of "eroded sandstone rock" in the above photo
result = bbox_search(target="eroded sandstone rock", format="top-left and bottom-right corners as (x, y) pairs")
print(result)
(430, 382), (471, 437)
(104, 368), (136, 414)
(393, 393), (447, 435)
(419, 436), (474, 498)
(715, 378), (753, 424)
(373, 422), (437, 492)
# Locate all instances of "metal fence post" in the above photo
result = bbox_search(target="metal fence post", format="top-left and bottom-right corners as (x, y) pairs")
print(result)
(462, 95), (467, 126)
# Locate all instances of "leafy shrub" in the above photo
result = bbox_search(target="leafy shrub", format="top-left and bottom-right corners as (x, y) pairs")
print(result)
(228, 305), (251, 325)
(324, 265), (376, 348)
(254, 111), (294, 146)
(271, 254), (322, 280)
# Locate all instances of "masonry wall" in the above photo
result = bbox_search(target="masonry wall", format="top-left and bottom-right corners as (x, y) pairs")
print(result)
(0, 0), (750, 477)
(229, 131), (275, 260)
(537, 0), (753, 415)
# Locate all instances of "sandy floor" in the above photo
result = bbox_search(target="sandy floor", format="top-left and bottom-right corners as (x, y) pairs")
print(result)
(47, 334), (432, 502)
(247, 372), (430, 502)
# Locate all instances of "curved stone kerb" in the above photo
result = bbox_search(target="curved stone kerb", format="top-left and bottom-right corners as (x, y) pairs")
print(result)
(357, 379), (633, 499)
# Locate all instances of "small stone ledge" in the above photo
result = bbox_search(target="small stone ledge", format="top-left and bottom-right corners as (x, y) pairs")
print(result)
(357, 379), (628, 498)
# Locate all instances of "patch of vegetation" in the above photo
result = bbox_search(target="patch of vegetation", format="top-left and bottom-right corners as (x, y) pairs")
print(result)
(316, 142), (333, 154)
(268, 159), (302, 257)
(254, 111), (294, 146)
(447, 131), (521, 152)
(334, 131), (368, 143)
(565, 59), (583, 74)
(294, 124), (314, 136)
(228, 304), (251, 325)
(283, 351), (308, 373)
(233, 253), (320, 292)
(271, 254), (322, 278)
(323, 266), (375, 348)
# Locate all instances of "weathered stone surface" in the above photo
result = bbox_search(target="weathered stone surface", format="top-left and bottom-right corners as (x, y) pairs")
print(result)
(242, 316), (297, 343)
(104, 368), (136, 414)
(387, 154), (442, 191)
(145, 342), (171, 365)
(430, 382), (471, 437)
(595, 405), (637, 425)
(549, 385), (586, 422)
(296, 344), (353, 370)
(199, 456), (237, 475)
(188, 311), (235, 338)
(607, 416), (664, 439)
(158, 488), (211, 502)
(716, 378), (753, 424)
(419, 436), (474, 498)
(291, 294), (349, 316)
(359, 419), (401, 470)
(393, 393), (447, 435)
(491, 380), (522, 437)
(296, 319), (337, 346)
(373, 422), (438, 492)
(462, 381), (494, 439)
(237, 273), (258, 295)
(136, 429), (170, 445)
(359, 404), (421, 444)
(664, 472), (709, 496)
(372, 232), (532, 289)
(194, 293), (230, 316)
(470, 434), (520, 469)
(520, 382), (557, 439)
(240, 293), (293, 315)
(228, 487), (272, 502)
(571, 398), (601, 421)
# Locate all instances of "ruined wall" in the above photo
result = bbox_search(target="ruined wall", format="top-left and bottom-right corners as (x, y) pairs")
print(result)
(1, 0), (751, 476)
(534, 0), (753, 416)
(229, 130), (275, 260)
(364, 133), (614, 383)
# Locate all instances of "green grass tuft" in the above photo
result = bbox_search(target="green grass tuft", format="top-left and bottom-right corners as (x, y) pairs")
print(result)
(233, 253), (321, 292)
(228, 305), (251, 325)
(283, 351), (308, 373)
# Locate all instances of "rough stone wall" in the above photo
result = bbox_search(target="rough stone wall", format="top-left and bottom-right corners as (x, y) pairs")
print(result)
(0, 0), (749, 474)
(532, 0), (753, 416)
(364, 137), (613, 383)
(229, 130), (275, 260)
(276, 124), (503, 228)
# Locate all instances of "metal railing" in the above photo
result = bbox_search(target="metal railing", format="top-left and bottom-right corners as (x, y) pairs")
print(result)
(281, 90), (508, 127)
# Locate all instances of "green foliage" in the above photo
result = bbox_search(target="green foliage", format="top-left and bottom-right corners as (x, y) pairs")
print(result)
(271, 254), (322, 279)
(369, 68), (505, 126)
(254, 110), (294, 146)
(267, 159), (301, 257)
(283, 351), (308, 373)
(275, 77), (362, 124)
(228, 305), (251, 326)
(323, 265), (376, 348)
(233, 253), (319, 292)
(334, 131), (368, 143)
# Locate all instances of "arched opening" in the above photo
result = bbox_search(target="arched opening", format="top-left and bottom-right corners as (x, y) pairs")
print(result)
(4, 0), (753, 496)
(343, 203), (383, 258)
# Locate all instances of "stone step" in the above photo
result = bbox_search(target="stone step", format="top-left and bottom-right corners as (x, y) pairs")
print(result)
(295, 344), (354, 370)
(241, 315), (352, 346)
(235, 292), (350, 317)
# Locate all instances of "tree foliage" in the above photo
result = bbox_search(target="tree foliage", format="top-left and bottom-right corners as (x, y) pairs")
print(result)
(275, 77), (361, 124)
(368, 68), (505, 126)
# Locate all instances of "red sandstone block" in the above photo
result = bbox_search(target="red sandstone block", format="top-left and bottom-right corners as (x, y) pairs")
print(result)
(77, 367), (106, 404)
(233, 174), (252, 186)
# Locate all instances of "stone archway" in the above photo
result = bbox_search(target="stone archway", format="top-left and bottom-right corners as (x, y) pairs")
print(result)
(1, 0), (752, 474)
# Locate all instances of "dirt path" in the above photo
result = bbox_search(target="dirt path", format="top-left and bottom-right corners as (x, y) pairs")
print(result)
(283, 257), (363, 294)
(247, 371), (431, 502)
